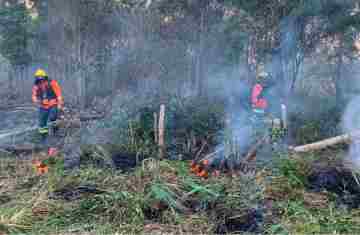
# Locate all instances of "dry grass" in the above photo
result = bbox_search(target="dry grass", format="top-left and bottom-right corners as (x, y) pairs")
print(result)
(0, 154), (219, 234)
(2, 147), (359, 235)
(0, 153), (43, 193)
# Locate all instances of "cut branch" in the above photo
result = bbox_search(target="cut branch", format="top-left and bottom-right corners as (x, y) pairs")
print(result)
(289, 131), (360, 153)
(244, 134), (268, 162)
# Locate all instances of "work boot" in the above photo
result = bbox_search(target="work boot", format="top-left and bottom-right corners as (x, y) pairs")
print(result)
(38, 127), (49, 135)
(37, 127), (48, 144)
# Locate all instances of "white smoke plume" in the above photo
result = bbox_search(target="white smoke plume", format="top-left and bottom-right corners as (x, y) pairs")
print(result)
(343, 96), (360, 169)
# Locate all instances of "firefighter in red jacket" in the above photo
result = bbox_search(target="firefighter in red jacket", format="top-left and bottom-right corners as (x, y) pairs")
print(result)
(251, 71), (270, 114)
(250, 71), (274, 136)
(32, 69), (64, 135)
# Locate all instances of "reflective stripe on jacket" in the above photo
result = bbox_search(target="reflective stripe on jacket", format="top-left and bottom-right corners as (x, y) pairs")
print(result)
(32, 79), (63, 109)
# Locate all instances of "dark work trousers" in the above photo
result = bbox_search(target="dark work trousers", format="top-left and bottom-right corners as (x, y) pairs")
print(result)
(39, 106), (58, 128)
(38, 106), (58, 145)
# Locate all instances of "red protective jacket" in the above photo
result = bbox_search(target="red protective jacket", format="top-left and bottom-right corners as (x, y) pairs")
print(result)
(32, 79), (63, 109)
(251, 83), (268, 109)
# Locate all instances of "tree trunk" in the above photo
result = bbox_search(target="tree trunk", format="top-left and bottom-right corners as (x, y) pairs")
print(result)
(77, 8), (86, 110)
(21, 66), (26, 102)
(277, 16), (305, 98)
(198, 7), (205, 97)
(334, 56), (343, 109)
(158, 104), (165, 159)
(8, 67), (14, 93)
(154, 112), (158, 144)
(246, 34), (257, 85)
(334, 34), (345, 110)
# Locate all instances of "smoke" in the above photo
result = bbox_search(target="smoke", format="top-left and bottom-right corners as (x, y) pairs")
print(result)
(342, 96), (360, 168)
(202, 66), (254, 164)
(342, 62), (360, 169)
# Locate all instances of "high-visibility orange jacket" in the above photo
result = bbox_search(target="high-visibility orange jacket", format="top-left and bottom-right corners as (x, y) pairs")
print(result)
(32, 79), (63, 109)
(251, 83), (268, 109)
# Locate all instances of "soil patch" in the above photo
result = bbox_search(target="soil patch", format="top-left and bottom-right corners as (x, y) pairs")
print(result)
(308, 167), (360, 209)
(49, 185), (105, 201)
(214, 208), (263, 234)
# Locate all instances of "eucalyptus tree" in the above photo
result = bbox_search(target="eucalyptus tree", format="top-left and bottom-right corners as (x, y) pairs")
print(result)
(0, 2), (32, 96)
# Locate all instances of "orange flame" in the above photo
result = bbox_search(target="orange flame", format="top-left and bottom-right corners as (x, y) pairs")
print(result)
(32, 160), (49, 175)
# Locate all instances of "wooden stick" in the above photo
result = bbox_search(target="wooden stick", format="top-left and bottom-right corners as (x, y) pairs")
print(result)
(199, 147), (224, 162)
(244, 135), (268, 162)
(194, 140), (208, 161)
(154, 112), (158, 144)
(289, 131), (360, 153)
(158, 104), (166, 159)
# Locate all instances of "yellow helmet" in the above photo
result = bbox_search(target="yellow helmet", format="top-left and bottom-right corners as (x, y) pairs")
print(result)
(34, 69), (47, 78)
(257, 71), (269, 80)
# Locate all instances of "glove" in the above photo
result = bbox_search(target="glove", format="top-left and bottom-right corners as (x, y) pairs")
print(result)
(57, 103), (64, 111)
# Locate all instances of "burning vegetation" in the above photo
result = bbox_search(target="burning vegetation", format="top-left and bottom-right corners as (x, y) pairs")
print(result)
(1, 0), (360, 234)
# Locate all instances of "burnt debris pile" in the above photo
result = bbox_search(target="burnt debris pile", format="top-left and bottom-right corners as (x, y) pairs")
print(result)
(308, 167), (360, 209)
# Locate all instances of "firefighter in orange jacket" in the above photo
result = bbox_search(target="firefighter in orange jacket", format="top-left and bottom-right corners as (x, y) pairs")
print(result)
(32, 69), (64, 135)
(250, 71), (274, 136)
(251, 71), (270, 114)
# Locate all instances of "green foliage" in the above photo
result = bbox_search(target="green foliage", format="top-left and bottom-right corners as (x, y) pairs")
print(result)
(222, 174), (265, 211)
(276, 157), (311, 188)
(110, 118), (158, 157)
(105, 96), (225, 158)
(183, 177), (223, 204)
(0, 3), (32, 66)
(0, 206), (33, 234)
(166, 97), (225, 156)
(146, 182), (181, 211)
(167, 97), (225, 138)
(291, 102), (342, 145)
(220, 17), (248, 65)
(296, 121), (322, 145)
(144, 167), (223, 213)
(45, 158), (68, 192)
(271, 126), (287, 142)
(276, 200), (360, 234)
(37, 190), (145, 234)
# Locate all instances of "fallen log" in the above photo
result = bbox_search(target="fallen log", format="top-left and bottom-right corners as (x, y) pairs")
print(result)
(289, 131), (359, 153)
(79, 113), (105, 122)
(0, 126), (39, 141)
(0, 144), (43, 154)
(0, 114), (104, 142)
